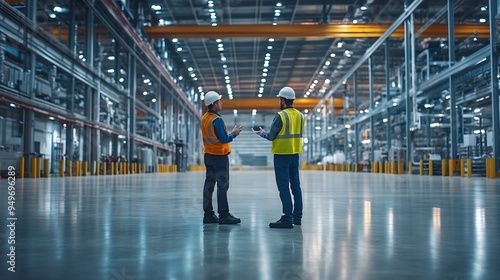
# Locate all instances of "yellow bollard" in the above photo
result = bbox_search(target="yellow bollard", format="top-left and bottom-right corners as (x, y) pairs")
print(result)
(488, 158), (495, 178)
(486, 158), (495, 178)
(441, 159), (447, 176)
(82, 161), (87, 176)
(60, 159), (64, 177)
(76, 160), (81, 176)
(44, 159), (50, 178)
(419, 160), (424, 176)
(19, 157), (25, 179)
(37, 158), (42, 178)
(460, 159), (465, 177)
(408, 161), (412, 175)
(102, 162), (106, 176)
(34, 157), (40, 178)
(68, 161), (73, 177)
(31, 157), (36, 178)
(467, 158), (472, 178)
(449, 159), (454, 177)
(429, 160), (433, 176)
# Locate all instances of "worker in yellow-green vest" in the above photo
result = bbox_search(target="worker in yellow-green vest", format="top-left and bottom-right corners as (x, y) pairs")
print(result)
(252, 87), (305, 229)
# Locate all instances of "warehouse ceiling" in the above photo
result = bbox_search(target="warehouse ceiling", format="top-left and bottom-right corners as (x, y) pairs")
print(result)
(8, 0), (491, 111)
(138, 0), (490, 109)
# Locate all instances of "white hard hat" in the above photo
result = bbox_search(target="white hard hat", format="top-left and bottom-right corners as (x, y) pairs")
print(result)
(277, 87), (296, 100)
(204, 91), (222, 106)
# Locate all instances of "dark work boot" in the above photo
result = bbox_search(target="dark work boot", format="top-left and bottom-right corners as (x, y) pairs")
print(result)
(219, 213), (241, 224)
(269, 217), (293, 228)
(203, 213), (219, 224)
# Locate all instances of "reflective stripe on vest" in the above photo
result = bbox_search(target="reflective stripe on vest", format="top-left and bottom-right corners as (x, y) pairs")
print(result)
(271, 108), (304, 155)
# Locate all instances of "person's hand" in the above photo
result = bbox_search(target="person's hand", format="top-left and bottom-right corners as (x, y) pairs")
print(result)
(251, 127), (265, 136)
(231, 125), (243, 136)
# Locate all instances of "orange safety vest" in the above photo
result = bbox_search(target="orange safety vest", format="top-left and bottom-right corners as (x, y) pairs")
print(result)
(201, 112), (231, 155)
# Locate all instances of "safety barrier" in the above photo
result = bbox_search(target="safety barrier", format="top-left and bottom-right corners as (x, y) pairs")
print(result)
(11, 157), (155, 178)
(187, 165), (206, 171)
(299, 158), (494, 178)
(15, 156), (495, 178)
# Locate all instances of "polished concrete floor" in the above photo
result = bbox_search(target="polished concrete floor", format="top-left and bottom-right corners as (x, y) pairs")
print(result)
(1, 170), (499, 280)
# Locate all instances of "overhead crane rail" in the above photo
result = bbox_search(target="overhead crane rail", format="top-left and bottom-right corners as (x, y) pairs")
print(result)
(144, 24), (490, 39)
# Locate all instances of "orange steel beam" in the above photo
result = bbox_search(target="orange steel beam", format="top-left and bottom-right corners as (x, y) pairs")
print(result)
(50, 23), (489, 42)
(218, 98), (343, 111)
(145, 24), (490, 39)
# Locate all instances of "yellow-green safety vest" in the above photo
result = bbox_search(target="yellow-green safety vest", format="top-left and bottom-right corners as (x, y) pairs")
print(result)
(271, 108), (304, 155)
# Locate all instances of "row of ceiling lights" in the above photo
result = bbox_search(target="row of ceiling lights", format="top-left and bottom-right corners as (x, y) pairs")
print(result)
(148, 4), (205, 102)
(183, 0), (236, 102)
(258, 2), (283, 98)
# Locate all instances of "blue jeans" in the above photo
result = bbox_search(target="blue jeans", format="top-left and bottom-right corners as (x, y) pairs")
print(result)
(203, 154), (230, 217)
(273, 154), (303, 223)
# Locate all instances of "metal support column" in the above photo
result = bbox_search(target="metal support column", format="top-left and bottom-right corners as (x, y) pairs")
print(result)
(68, 0), (76, 53)
(127, 53), (136, 162)
(91, 87), (100, 163)
(354, 71), (359, 164)
(167, 94), (174, 164)
(448, 0), (458, 159)
(85, 4), (94, 66)
(343, 86), (348, 160)
(385, 40), (392, 153)
(83, 85), (92, 162)
(489, 0), (500, 171)
(404, 7), (413, 166)
(369, 56), (375, 163)
(0, 34), (5, 84)
(27, 0), (36, 23)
